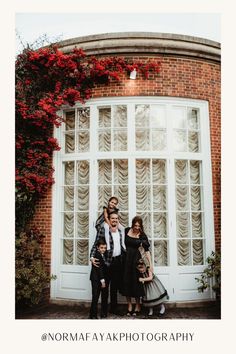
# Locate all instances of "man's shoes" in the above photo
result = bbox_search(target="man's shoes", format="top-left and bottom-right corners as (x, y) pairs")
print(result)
(110, 309), (123, 316)
(89, 315), (98, 319)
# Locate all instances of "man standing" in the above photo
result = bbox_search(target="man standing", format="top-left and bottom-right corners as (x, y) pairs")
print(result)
(90, 211), (126, 316)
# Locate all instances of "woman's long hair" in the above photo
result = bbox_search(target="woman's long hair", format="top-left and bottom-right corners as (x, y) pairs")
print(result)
(131, 215), (144, 233)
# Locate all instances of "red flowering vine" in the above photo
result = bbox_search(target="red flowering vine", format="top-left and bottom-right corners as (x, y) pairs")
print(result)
(15, 44), (160, 229)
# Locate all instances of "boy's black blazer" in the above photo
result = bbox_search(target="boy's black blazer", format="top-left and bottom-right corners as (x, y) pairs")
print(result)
(90, 250), (108, 282)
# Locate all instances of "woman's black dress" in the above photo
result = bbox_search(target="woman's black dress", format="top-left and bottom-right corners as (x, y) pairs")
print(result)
(122, 227), (150, 298)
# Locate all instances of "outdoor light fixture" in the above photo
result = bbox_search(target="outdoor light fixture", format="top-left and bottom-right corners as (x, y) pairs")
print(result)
(130, 68), (137, 80)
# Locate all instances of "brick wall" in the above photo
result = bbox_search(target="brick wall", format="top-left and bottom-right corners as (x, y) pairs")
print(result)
(32, 54), (221, 279)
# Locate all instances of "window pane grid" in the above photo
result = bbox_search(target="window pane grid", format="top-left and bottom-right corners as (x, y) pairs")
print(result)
(175, 159), (204, 266)
(62, 160), (90, 265)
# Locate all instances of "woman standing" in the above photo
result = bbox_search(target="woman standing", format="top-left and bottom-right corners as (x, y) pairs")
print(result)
(122, 216), (152, 316)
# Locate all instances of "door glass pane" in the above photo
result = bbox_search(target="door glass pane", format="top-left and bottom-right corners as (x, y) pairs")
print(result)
(192, 212), (203, 238)
(63, 240), (73, 264)
(64, 187), (74, 211)
(76, 240), (89, 265)
(190, 161), (200, 184)
(175, 159), (204, 266)
(175, 160), (188, 184)
(76, 213), (89, 238)
(193, 240), (203, 265)
(154, 240), (168, 266)
(64, 213), (74, 238)
(177, 240), (191, 265)
(176, 212), (189, 238)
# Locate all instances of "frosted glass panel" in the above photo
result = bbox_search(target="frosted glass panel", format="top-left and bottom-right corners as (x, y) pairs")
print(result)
(135, 104), (150, 127)
(78, 108), (90, 129)
(153, 186), (166, 210)
(173, 130), (187, 152)
(190, 161), (200, 184)
(191, 186), (201, 211)
(63, 240), (73, 264)
(136, 185), (151, 211)
(172, 107), (186, 129)
(176, 212), (189, 238)
(98, 160), (112, 184)
(114, 185), (128, 210)
(77, 131), (89, 152)
(65, 133), (75, 153)
(65, 111), (75, 130)
(76, 240), (89, 265)
(113, 130), (127, 151)
(193, 240), (203, 265)
(154, 240), (168, 266)
(192, 212), (203, 238)
(152, 130), (166, 151)
(188, 131), (199, 152)
(150, 105), (166, 127)
(77, 186), (89, 211)
(175, 160), (188, 184)
(136, 129), (150, 150)
(188, 108), (199, 129)
(114, 159), (128, 184)
(152, 160), (166, 184)
(177, 240), (191, 265)
(65, 161), (74, 185)
(176, 186), (189, 211)
(76, 213), (89, 238)
(153, 213), (167, 238)
(136, 159), (150, 184)
(113, 105), (127, 127)
(99, 107), (111, 127)
(63, 213), (74, 238)
(77, 160), (89, 185)
(99, 131), (111, 151)
(64, 187), (74, 211)
(98, 185), (112, 209)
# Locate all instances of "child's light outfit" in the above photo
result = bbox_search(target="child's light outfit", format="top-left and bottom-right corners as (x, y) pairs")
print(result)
(141, 271), (169, 308)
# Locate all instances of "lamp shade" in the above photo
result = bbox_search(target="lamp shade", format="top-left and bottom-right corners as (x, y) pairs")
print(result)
(130, 69), (137, 80)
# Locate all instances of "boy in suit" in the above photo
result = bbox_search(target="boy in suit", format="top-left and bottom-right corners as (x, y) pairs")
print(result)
(89, 239), (108, 319)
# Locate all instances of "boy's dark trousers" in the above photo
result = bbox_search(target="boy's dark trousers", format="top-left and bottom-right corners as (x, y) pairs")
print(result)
(89, 280), (109, 318)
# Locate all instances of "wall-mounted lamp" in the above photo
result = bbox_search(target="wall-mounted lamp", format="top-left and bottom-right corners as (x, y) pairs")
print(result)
(129, 68), (137, 80)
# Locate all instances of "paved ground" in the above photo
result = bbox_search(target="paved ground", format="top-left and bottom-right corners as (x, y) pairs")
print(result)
(16, 302), (221, 320)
